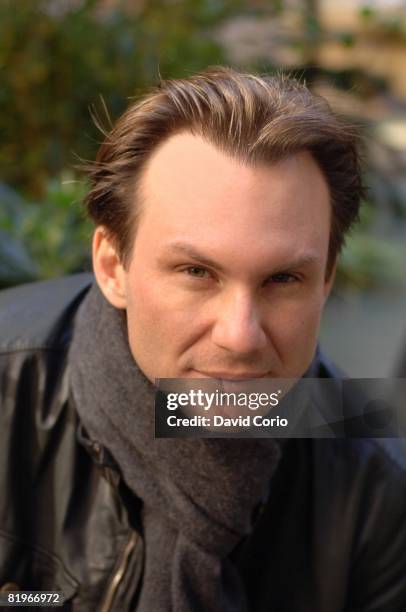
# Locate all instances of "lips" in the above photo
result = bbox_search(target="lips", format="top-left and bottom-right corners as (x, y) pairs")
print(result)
(195, 370), (268, 380)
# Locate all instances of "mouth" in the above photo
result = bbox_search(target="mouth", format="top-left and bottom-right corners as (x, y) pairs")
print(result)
(194, 370), (269, 381)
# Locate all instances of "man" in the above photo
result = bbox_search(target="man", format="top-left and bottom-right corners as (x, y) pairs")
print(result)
(0, 67), (405, 611)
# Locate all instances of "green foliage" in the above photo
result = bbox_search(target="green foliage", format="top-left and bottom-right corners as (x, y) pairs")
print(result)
(0, 0), (234, 196)
(336, 202), (406, 291)
(338, 233), (406, 291)
(339, 31), (356, 48)
(0, 175), (92, 287)
(359, 5), (376, 21)
(358, 3), (405, 36)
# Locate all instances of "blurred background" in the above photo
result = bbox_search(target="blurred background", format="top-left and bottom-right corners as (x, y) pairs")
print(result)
(0, 0), (405, 376)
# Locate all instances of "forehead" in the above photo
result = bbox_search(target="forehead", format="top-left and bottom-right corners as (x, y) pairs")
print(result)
(135, 132), (331, 268)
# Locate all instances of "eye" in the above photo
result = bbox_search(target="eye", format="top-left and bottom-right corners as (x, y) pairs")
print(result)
(265, 273), (298, 285)
(183, 266), (210, 279)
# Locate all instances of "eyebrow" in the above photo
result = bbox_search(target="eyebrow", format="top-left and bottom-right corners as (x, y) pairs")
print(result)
(163, 241), (320, 272)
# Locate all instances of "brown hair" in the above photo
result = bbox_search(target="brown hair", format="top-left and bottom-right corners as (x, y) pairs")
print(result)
(85, 66), (364, 276)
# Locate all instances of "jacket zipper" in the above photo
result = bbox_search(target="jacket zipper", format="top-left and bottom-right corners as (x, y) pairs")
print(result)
(99, 531), (138, 612)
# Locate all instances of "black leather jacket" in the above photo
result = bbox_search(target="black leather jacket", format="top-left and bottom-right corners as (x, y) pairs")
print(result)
(0, 274), (405, 612)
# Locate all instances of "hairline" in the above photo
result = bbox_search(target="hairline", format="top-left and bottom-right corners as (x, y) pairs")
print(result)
(118, 129), (336, 281)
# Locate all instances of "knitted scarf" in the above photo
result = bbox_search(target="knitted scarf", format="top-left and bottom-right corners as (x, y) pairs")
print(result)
(69, 283), (284, 612)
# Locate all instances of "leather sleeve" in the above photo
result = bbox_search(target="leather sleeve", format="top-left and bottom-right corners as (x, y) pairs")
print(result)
(346, 440), (406, 612)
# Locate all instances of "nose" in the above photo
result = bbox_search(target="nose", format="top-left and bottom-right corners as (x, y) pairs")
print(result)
(211, 290), (267, 355)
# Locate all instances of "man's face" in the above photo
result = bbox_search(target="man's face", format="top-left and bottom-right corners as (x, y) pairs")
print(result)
(99, 132), (335, 382)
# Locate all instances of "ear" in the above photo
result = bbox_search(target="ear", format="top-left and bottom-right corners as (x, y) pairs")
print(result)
(92, 226), (128, 309)
(323, 257), (337, 302)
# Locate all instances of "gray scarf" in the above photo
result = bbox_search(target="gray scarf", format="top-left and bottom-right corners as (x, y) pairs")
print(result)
(69, 283), (284, 612)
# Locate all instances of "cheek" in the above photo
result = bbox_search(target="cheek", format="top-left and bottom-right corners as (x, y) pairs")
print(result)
(266, 294), (325, 352)
(124, 273), (185, 377)
(125, 272), (198, 341)
(127, 274), (160, 319)
(126, 275), (171, 340)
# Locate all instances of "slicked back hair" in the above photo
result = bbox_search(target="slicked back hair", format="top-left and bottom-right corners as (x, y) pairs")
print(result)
(84, 66), (363, 277)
